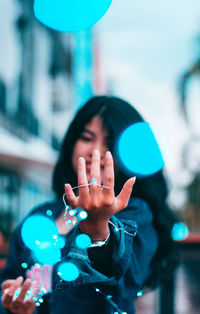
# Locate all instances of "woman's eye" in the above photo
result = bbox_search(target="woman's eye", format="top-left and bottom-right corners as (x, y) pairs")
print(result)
(80, 135), (92, 142)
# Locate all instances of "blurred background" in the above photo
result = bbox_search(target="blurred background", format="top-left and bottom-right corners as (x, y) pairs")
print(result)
(0, 0), (200, 313)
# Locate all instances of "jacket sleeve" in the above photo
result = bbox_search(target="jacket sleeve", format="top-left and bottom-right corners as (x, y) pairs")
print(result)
(53, 198), (158, 299)
(114, 197), (159, 294)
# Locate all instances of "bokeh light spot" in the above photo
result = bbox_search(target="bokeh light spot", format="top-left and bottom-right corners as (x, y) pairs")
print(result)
(34, 0), (112, 32)
(68, 209), (76, 217)
(77, 210), (88, 220)
(117, 122), (165, 177)
(75, 234), (91, 249)
(21, 262), (28, 269)
(91, 177), (97, 185)
(13, 288), (21, 300)
(25, 290), (31, 298)
(21, 215), (59, 250)
(33, 242), (61, 265)
(46, 210), (52, 216)
(137, 290), (143, 297)
(171, 223), (189, 241)
(57, 262), (79, 281)
(41, 287), (47, 294)
(57, 236), (66, 249)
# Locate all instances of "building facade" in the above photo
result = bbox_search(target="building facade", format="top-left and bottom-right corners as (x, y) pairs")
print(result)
(0, 0), (102, 229)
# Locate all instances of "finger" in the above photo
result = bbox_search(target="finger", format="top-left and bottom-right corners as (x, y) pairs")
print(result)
(23, 281), (41, 311)
(2, 279), (16, 290)
(90, 149), (101, 184)
(78, 157), (89, 200)
(116, 177), (136, 211)
(90, 149), (101, 196)
(65, 184), (78, 209)
(30, 280), (41, 298)
(103, 151), (115, 188)
(2, 277), (23, 306)
(13, 279), (32, 308)
(102, 151), (115, 202)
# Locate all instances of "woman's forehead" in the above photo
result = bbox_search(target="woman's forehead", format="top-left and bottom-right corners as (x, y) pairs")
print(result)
(83, 116), (108, 134)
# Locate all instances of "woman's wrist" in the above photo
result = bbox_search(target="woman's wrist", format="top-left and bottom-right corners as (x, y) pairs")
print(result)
(79, 219), (110, 241)
(89, 232), (110, 248)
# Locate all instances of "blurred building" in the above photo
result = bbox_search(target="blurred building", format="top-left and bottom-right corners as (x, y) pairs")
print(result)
(0, 0), (105, 228)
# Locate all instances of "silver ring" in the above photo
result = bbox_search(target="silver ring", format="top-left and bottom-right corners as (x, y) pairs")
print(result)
(62, 182), (112, 207)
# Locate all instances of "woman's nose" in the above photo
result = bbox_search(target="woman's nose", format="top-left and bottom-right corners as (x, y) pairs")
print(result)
(90, 144), (107, 159)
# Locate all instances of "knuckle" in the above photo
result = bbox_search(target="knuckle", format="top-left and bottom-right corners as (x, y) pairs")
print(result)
(105, 176), (112, 184)
(104, 197), (113, 206)
(91, 200), (99, 208)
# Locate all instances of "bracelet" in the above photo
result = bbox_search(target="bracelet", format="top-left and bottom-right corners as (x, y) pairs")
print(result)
(89, 232), (110, 248)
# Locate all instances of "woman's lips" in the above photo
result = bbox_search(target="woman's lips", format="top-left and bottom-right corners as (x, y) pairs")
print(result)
(86, 164), (91, 172)
(85, 163), (104, 173)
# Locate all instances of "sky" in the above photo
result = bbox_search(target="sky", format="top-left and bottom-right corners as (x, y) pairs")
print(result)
(95, 0), (200, 208)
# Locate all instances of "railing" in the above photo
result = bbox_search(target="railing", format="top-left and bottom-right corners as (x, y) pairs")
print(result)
(159, 233), (200, 314)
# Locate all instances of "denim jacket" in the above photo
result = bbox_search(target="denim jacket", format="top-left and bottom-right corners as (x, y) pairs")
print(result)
(0, 197), (158, 314)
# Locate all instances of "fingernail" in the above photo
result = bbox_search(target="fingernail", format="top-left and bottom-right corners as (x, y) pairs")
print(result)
(93, 149), (99, 156)
(133, 176), (136, 183)
(106, 151), (112, 158)
(16, 276), (23, 283)
(79, 157), (85, 164)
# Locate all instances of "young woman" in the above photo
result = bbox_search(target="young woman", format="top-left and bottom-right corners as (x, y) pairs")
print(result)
(0, 96), (177, 314)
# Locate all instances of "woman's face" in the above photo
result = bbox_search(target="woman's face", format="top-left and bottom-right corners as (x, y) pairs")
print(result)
(72, 116), (110, 183)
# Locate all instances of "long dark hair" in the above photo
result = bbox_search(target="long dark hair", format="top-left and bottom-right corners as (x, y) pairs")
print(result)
(52, 95), (178, 288)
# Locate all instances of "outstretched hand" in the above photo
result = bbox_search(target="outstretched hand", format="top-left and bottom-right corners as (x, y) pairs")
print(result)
(1, 276), (40, 314)
(65, 150), (135, 240)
